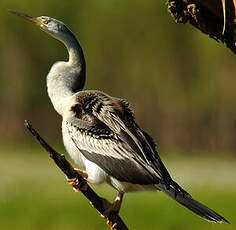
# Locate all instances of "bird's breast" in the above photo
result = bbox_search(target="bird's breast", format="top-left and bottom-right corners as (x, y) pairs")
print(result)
(62, 119), (85, 169)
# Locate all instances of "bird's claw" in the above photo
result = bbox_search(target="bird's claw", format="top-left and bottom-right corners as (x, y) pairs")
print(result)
(107, 220), (117, 229)
(66, 168), (88, 192)
(74, 168), (88, 179)
(66, 176), (88, 191)
(102, 198), (115, 215)
(100, 197), (122, 229)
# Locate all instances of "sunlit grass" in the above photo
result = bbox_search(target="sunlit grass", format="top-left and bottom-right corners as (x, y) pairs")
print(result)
(0, 147), (235, 229)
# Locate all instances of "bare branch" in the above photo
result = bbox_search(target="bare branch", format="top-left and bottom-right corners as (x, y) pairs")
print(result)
(24, 120), (128, 230)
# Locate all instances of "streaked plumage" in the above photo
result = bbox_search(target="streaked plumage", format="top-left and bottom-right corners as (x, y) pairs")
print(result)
(12, 11), (229, 224)
(63, 90), (170, 189)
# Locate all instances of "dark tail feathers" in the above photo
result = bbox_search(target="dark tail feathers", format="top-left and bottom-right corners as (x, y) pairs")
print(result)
(156, 181), (230, 224)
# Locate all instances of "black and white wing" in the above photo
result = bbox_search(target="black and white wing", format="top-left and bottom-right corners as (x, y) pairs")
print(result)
(65, 93), (173, 186)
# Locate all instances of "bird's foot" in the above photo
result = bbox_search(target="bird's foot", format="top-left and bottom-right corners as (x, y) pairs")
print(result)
(101, 199), (119, 229)
(66, 168), (88, 192)
(74, 168), (88, 179)
(107, 221), (117, 229)
(102, 199), (121, 216)
(100, 192), (124, 229)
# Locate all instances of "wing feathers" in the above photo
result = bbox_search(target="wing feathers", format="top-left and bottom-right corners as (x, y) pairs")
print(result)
(66, 91), (172, 186)
(66, 118), (161, 184)
(80, 149), (157, 184)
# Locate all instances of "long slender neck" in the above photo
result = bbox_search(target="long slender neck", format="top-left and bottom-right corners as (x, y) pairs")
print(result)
(64, 30), (86, 75)
(47, 28), (86, 115)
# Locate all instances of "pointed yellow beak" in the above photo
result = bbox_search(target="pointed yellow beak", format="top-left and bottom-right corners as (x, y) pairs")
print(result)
(9, 10), (40, 26)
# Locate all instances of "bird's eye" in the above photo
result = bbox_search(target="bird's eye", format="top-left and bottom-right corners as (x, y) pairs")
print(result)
(42, 18), (50, 24)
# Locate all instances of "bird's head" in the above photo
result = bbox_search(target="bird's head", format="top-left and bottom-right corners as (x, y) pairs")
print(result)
(10, 11), (69, 40)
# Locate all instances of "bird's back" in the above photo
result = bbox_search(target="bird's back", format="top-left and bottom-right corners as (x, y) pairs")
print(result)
(61, 90), (174, 187)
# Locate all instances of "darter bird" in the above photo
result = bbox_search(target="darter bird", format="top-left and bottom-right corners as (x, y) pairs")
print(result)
(11, 11), (229, 224)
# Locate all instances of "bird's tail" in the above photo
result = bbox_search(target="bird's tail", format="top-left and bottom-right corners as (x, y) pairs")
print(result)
(155, 181), (230, 224)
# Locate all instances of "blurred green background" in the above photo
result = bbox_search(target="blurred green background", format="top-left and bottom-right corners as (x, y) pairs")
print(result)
(0, 0), (235, 229)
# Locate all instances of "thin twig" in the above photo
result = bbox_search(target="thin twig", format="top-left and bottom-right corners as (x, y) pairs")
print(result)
(24, 120), (128, 230)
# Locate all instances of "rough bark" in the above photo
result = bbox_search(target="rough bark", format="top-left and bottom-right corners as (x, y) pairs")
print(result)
(166, 0), (236, 54)
(24, 120), (128, 230)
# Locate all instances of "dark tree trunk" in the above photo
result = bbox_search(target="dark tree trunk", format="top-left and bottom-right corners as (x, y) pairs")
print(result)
(166, 0), (236, 54)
